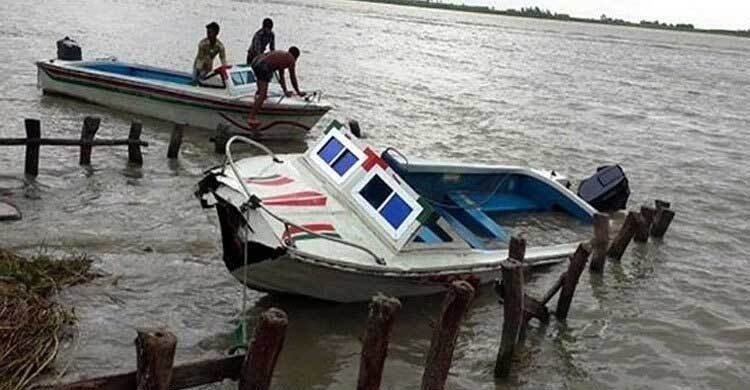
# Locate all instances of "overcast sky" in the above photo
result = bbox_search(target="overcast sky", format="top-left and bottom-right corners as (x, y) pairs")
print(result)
(457, 0), (750, 30)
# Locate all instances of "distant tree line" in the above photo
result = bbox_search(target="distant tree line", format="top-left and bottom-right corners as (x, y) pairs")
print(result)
(354, 0), (750, 38)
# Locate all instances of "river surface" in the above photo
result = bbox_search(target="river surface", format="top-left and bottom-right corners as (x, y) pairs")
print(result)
(1, 0), (749, 389)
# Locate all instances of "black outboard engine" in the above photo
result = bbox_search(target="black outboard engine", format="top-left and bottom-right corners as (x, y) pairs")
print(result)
(56, 37), (82, 61)
(577, 165), (630, 211)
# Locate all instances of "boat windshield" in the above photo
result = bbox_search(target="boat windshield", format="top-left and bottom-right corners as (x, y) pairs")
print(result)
(230, 70), (256, 86)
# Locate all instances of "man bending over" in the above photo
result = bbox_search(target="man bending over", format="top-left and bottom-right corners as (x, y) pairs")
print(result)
(247, 47), (306, 128)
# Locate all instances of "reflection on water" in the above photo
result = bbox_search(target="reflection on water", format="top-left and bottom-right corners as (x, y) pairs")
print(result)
(2, 0), (750, 388)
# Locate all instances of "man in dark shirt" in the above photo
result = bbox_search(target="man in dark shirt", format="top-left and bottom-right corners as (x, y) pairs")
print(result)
(247, 47), (306, 128)
(246, 18), (275, 65)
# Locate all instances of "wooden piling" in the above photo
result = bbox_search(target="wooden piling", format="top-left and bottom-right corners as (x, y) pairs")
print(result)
(650, 207), (675, 238)
(508, 236), (526, 262)
(128, 122), (144, 165)
(589, 213), (610, 274)
(357, 295), (402, 390)
(494, 260), (524, 379)
(632, 211), (650, 243)
(607, 211), (637, 261)
(555, 243), (591, 321)
(238, 308), (288, 390)
(640, 205), (656, 227)
(655, 199), (671, 210)
(167, 124), (185, 159)
(213, 124), (231, 154)
(421, 281), (475, 390)
(135, 328), (177, 390)
(24, 119), (40, 177)
(79, 116), (100, 165)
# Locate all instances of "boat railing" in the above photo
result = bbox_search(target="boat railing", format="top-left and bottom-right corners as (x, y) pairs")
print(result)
(223, 135), (386, 266)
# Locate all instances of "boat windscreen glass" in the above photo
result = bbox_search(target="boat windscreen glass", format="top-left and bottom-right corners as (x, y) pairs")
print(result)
(231, 71), (255, 86)
(360, 175), (413, 229)
(317, 138), (358, 177)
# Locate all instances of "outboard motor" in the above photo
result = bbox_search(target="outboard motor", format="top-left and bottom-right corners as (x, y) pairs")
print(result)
(577, 165), (630, 211)
(56, 37), (82, 61)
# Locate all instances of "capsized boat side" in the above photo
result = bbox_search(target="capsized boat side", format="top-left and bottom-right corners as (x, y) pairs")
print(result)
(196, 120), (596, 302)
(36, 58), (330, 140)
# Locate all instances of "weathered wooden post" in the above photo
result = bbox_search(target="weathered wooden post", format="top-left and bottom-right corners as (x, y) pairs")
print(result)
(238, 308), (288, 390)
(632, 212), (650, 243)
(79, 116), (100, 165)
(213, 124), (231, 154)
(650, 207), (675, 238)
(135, 328), (177, 390)
(555, 244), (591, 321)
(167, 124), (185, 159)
(128, 121), (144, 165)
(654, 199), (671, 209)
(607, 211), (637, 260)
(494, 260), (524, 379)
(640, 205), (656, 227)
(24, 119), (41, 177)
(508, 236), (526, 263)
(357, 295), (402, 390)
(421, 281), (475, 390)
(589, 213), (610, 273)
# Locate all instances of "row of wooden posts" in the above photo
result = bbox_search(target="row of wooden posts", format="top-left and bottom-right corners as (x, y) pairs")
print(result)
(37, 203), (675, 390)
(0, 117), (195, 177)
(0, 117), (352, 178)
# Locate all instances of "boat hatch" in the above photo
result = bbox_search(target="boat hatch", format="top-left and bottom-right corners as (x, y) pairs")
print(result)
(309, 128), (367, 184)
(351, 166), (423, 240)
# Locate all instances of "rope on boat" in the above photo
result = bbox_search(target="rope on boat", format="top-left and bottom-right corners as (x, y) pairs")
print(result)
(223, 136), (386, 266)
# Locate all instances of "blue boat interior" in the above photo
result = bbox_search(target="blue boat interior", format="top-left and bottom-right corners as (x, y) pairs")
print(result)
(382, 151), (592, 249)
(78, 63), (194, 85)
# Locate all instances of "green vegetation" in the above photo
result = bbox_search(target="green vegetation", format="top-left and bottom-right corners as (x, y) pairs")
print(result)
(0, 247), (95, 390)
(356, 0), (750, 38)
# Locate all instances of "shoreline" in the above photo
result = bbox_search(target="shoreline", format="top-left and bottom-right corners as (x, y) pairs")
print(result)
(353, 0), (750, 39)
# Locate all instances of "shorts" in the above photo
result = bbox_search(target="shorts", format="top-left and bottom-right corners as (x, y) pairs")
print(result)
(251, 59), (273, 82)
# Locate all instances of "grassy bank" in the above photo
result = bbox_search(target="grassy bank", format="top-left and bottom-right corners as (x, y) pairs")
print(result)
(354, 0), (750, 39)
(0, 247), (95, 390)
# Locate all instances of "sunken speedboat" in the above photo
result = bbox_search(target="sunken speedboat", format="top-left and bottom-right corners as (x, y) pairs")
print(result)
(196, 120), (597, 302)
(37, 39), (330, 139)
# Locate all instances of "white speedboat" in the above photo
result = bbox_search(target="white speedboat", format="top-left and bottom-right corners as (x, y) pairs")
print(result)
(196, 120), (597, 302)
(36, 57), (330, 140)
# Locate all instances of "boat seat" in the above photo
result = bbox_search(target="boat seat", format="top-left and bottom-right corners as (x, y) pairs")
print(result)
(447, 191), (541, 213)
(444, 192), (510, 243)
(432, 207), (490, 249)
(415, 225), (443, 244)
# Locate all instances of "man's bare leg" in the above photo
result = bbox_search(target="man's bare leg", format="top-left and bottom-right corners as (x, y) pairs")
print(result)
(248, 81), (269, 129)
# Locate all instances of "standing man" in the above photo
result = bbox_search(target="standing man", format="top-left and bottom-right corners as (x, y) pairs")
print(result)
(246, 18), (275, 65)
(193, 22), (228, 84)
(247, 47), (306, 128)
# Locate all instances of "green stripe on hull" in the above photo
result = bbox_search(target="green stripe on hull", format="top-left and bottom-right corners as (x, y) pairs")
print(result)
(292, 232), (342, 241)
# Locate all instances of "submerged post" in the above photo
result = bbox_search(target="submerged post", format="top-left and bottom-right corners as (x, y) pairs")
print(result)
(632, 212), (650, 243)
(24, 119), (41, 177)
(135, 328), (177, 390)
(79, 116), (100, 165)
(494, 260), (524, 379)
(128, 121), (144, 165)
(555, 244), (591, 321)
(589, 213), (610, 274)
(421, 281), (475, 390)
(508, 236), (526, 262)
(167, 124), (185, 159)
(650, 207), (676, 238)
(238, 308), (288, 390)
(357, 295), (401, 390)
(607, 211), (637, 261)
(213, 124), (231, 154)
